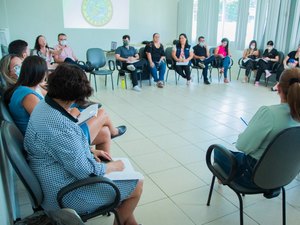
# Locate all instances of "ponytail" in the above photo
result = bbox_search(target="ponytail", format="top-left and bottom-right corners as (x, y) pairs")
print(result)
(279, 68), (300, 121)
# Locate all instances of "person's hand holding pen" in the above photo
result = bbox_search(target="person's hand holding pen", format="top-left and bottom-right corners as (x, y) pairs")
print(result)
(69, 107), (81, 118)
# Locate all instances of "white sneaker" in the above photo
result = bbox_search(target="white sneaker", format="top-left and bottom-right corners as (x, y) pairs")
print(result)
(127, 65), (136, 71)
(255, 81), (259, 87)
(198, 62), (205, 69)
(265, 70), (272, 78)
(186, 80), (191, 85)
(132, 85), (141, 92)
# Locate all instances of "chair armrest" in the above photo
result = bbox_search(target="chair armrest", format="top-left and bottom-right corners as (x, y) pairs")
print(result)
(77, 60), (86, 66)
(108, 60), (115, 71)
(57, 176), (120, 212)
(238, 57), (243, 66)
(115, 60), (123, 71)
(272, 62), (280, 72)
(229, 58), (234, 68)
(206, 144), (237, 185)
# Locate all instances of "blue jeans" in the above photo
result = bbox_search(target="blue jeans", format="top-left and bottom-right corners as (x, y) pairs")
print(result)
(149, 61), (166, 82)
(213, 149), (258, 189)
(223, 56), (230, 78)
(195, 55), (215, 80)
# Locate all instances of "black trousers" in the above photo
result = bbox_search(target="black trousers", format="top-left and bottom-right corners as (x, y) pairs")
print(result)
(122, 59), (146, 86)
(175, 65), (191, 81)
(242, 60), (257, 77)
(255, 59), (274, 82)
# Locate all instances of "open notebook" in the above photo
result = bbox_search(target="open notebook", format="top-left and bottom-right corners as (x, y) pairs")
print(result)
(104, 158), (144, 181)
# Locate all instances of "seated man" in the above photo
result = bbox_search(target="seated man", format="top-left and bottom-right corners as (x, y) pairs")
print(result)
(54, 33), (87, 71)
(145, 33), (166, 88)
(192, 36), (215, 85)
(115, 35), (146, 92)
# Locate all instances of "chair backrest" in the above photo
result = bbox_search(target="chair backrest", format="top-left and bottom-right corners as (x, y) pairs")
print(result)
(253, 127), (300, 190)
(86, 48), (106, 69)
(1, 121), (43, 209)
(139, 47), (147, 59)
(0, 97), (14, 123)
(277, 51), (285, 65)
(209, 47), (216, 57)
(165, 47), (174, 68)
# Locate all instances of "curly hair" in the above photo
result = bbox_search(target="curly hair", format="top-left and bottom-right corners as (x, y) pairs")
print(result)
(47, 63), (92, 102)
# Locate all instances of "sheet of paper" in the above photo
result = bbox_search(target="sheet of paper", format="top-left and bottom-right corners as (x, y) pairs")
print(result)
(176, 61), (189, 66)
(76, 104), (98, 125)
(104, 158), (144, 180)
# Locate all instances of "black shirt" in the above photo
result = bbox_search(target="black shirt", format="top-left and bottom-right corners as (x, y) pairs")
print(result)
(193, 45), (207, 57)
(262, 48), (278, 59)
(287, 51), (299, 66)
(145, 42), (165, 62)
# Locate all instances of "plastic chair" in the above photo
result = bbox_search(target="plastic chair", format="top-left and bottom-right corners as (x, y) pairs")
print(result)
(86, 48), (115, 91)
(1, 121), (122, 224)
(208, 47), (234, 82)
(165, 47), (178, 84)
(206, 127), (300, 225)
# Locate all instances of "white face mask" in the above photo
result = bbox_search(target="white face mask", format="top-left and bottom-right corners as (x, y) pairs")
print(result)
(60, 40), (67, 46)
(267, 46), (273, 51)
(250, 45), (255, 50)
(199, 42), (205, 47)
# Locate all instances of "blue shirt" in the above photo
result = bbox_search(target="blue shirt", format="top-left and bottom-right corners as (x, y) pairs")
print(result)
(115, 45), (138, 58)
(9, 86), (43, 134)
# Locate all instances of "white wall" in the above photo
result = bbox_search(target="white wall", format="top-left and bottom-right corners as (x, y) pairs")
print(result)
(2, 0), (179, 60)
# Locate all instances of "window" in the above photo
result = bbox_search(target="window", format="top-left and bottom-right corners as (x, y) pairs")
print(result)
(245, 0), (257, 47)
(217, 0), (239, 43)
(191, 0), (199, 44)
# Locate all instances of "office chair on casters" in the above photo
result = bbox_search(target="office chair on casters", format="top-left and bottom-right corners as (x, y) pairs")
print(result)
(86, 48), (115, 91)
(165, 47), (179, 84)
(206, 127), (300, 225)
(1, 121), (122, 225)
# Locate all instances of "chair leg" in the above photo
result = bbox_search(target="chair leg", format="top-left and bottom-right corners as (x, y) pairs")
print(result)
(166, 69), (169, 82)
(218, 70), (221, 83)
(94, 75), (97, 92)
(237, 68), (241, 80)
(197, 69), (200, 83)
(111, 74), (114, 90)
(282, 187), (286, 225)
(112, 209), (122, 225)
(105, 75), (107, 86)
(175, 71), (177, 85)
(117, 73), (120, 86)
(234, 191), (244, 225)
(206, 176), (216, 206)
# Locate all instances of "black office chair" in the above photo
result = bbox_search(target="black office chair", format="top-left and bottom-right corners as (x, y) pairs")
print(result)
(165, 46), (178, 84)
(264, 51), (285, 86)
(206, 127), (300, 225)
(208, 47), (234, 82)
(191, 59), (203, 83)
(86, 48), (115, 91)
(1, 121), (122, 224)
(138, 46), (151, 86)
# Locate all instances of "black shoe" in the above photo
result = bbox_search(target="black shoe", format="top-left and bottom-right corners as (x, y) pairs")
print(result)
(111, 125), (127, 139)
(204, 80), (210, 85)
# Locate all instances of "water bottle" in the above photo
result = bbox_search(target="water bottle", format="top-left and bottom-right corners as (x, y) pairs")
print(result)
(121, 75), (126, 89)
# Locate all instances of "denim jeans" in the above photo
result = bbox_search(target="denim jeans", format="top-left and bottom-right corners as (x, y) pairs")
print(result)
(195, 55), (215, 81)
(149, 61), (166, 82)
(223, 56), (230, 78)
(213, 149), (258, 189)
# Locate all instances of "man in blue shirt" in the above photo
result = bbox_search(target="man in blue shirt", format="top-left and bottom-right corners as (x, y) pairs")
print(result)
(115, 35), (146, 91)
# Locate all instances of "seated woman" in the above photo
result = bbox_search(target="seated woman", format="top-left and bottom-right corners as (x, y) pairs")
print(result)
(214, 38), (232, 83)
(24, 63), (143, 225)
(172, 33), (194, 85)
(145, 33), (166, 88)
(241, 40), (260, 83)
(214, 68), (300, 188)
(0, 54), (22, 89)
(32, 35), (60, 70)
(254, 40), (279, 87)
(4, 56), (124, 156)
(271, 43), (300, 91)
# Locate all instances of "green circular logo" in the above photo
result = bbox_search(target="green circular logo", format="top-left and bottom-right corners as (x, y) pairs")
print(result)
(82, 0), (113, 27)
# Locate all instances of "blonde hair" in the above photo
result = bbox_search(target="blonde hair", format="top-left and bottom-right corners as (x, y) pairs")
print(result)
(0, 54), (18, 88)
(279, 68), (300, 121)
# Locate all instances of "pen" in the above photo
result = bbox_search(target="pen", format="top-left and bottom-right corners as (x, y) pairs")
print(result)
(240, 117), (248, 126)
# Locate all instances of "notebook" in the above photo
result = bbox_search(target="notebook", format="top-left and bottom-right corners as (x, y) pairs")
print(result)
(76, 104), (98, 125)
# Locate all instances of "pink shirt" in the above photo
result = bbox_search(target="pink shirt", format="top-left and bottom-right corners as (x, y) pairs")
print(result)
(54, 45), (75, 61)
(217, 45), (227, 57)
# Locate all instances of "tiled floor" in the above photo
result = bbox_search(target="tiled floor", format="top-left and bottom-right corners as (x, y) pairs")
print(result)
(16, 65), (300, 225)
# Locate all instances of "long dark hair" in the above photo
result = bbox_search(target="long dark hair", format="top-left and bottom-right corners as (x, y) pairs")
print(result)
(248, 40), (257, 51)
(177, 33), (189, 49)
(34, 35), (49, 51)
(221, 38), (229, 55)
(4, 56), (47, 105)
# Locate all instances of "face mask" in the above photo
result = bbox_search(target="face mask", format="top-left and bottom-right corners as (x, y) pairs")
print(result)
(267, 46), (273, 51)
(250, 45), (255, 49)
(14, 65), (21, 77)
(199, 42), (205, 47)
(123, 40), (129, 46)
(60, 40), (67, 46)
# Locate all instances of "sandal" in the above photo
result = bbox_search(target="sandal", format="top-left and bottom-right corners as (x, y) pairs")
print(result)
(111, 125), (127, 139)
